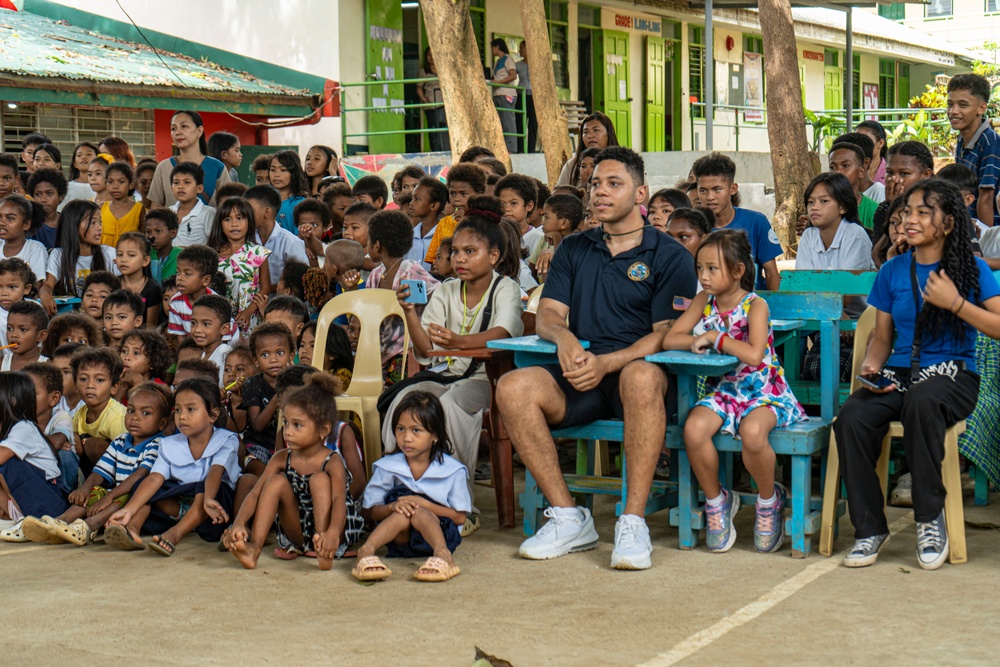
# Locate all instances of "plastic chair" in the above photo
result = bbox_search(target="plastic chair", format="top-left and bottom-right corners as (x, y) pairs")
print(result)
(819, 306), (968, 563)
(525, 284), (543, 314)
(312, 289), (410, 479)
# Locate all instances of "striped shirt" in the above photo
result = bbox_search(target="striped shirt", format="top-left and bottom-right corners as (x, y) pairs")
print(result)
(168, 289), (211, 336)
(956, 118), (1000, 227)
(93, 432), (163, 486)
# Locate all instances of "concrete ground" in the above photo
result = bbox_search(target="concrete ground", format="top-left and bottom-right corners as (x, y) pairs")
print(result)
(2, 472), (998, 667)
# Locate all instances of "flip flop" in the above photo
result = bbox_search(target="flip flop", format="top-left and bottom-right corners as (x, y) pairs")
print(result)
(104, 524), (144, 551)
(148, 535), (175, 557)
(413, 556), (461, 582)
(351, 555), (392, 581)
(273, 546), (301, 561)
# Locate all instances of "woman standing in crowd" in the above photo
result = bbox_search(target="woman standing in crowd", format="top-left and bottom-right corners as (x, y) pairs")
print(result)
(146, 111), (231, 209)
(556, 112), (619, 187)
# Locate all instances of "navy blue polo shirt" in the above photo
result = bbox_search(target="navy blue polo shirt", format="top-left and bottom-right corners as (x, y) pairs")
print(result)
(544, 226), (697, 356)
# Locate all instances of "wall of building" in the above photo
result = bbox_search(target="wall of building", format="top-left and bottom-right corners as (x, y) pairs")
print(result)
(48, 0), (342, 157)
(891, 1), (1000, 50)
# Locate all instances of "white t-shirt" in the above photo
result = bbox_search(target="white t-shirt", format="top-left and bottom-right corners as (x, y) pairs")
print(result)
(863, 182), (886, 204)
(205, 343), (233, 386)
(60, 181), (96, 210)
(56, 396), (83, 421)
(46, 246), (120, 296)
(1, 353), (48, 371)
(0, 420), (60, 480)
(0, 239), (48, 283)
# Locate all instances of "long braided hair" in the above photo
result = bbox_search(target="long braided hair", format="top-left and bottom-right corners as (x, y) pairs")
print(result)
(906, 178), (979, 346)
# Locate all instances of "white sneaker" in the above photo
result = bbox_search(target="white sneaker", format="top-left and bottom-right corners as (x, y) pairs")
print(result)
(518, 507), (599, 560)
(610, 514), (652, 570)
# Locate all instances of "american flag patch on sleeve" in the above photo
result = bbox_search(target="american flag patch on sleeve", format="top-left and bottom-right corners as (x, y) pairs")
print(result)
(673, 296), (692, 311)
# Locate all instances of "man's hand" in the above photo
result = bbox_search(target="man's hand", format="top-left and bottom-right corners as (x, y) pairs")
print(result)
(562, 351), (608, 392)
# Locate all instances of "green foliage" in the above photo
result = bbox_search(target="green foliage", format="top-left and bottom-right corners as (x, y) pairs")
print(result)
(804, 109), (844, 152)
(906, 84), (954, 157)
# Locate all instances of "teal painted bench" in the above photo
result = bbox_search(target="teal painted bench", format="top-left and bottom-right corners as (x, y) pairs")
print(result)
(648, 291), (844, 558)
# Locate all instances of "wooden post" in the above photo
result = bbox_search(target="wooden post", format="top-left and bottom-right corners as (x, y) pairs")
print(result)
(419, 0), (510, 165)
(519, 0), (572, 186)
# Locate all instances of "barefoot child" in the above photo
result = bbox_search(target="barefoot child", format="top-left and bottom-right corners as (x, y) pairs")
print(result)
(224, 373), (363, 569)
(105, 378), (241, 555)
(21, 383), (172, 546)
(663, 229), (805, 554)
(241, 322), (295, 475)
(353, 391), (471, 582)
(2, 300), (48, 371)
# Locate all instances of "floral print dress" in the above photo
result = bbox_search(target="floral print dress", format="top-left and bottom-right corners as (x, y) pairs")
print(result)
(695, 292), (806, 437)
(220, 243), (271, 335)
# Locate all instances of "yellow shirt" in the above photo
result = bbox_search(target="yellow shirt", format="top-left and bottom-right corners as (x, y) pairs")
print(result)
(424, 215), (457, 264)
(73, 399), (128, 441)
(100, 201), (144, 247)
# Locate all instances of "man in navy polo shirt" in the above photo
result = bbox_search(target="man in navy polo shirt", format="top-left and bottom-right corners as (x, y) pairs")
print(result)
(496, 147), (697, 570)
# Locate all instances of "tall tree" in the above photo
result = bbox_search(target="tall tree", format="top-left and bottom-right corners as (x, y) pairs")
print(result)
(519, 0), (572, 186)
(419, 0), (510, 165)
(758, 0), (816, 254)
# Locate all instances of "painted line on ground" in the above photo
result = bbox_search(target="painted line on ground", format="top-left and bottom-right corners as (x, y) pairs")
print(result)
(638, 514), (915, 667)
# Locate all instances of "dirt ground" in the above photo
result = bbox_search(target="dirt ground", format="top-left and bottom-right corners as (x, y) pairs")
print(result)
(3, 472), (998, 667)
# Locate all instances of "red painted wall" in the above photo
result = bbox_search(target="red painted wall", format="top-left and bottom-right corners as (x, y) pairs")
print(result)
(153, 109), (269, 160)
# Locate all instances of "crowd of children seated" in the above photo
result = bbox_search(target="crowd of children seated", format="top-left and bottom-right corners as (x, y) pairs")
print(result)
(0, 71), (997, 581)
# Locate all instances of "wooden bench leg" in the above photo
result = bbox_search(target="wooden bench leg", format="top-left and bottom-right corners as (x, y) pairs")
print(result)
(519, 470), (546, 537)
(789, 453), (812, 558)
(876, 435), (892, 502)
(943, 426), (967, 564)
(819, 432), (841, 557)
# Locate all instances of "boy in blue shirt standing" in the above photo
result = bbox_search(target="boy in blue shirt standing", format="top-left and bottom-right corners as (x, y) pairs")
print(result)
(949, 73), (1000, 227)
(692, 153), (782, 289)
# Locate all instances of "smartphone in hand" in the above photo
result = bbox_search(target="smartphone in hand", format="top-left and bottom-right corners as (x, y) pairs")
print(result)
(856, 373), (892, 391)
(401, 279), (428, 305)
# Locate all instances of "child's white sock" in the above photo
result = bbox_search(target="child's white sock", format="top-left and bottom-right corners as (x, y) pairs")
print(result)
(757, 492), (777, 508)
(706, 491), (726, 507)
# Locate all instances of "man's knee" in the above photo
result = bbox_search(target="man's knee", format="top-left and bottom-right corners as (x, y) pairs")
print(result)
(619, 361), (667, 400)
(497, 368), (556, 408)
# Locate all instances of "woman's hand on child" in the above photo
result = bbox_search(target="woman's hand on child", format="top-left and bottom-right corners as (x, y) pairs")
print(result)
(67, 487), (89, 507)
(313, 530), (340, 560)
(106, 509), (131, 528)
(204, 498), (229, 524)
(922, 269), (962, 312)
(427, 324), (460, 349)
(691, 331), (717, 354)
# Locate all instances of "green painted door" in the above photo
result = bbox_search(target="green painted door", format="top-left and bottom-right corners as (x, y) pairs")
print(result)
(645, 36), (666, 152)
(237, 145), (297, 186)
(599, 29), (631, 148)
(365, 0), (405, 154)
(824, 67), (843, 111)
(897, 63), (910, 107)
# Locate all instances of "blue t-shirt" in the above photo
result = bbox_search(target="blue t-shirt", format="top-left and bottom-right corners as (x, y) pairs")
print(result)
(544, 226), (697, 356)
(725, 208), (784, 289)
(32, 222), (59, 250)
(868, 252), (1000, 372)
(277, 195), (306, 234)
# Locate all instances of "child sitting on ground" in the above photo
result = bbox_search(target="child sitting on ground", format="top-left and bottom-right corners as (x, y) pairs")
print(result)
(223, 345), (254, 433)
(24, 362), (77, 494)
(105, 378), (243, 556)
(120, 330), (172, 398)
(353, 391), (471, 582)
(80, 271), (121, 322)
(663, 229), (805, 554)
(3, 300), (48, 371)
(241, 322), (295, 475)
(115, 232), (161, 327)
(102, 289), (145, 352)
(21, 382), (172, 546)
(224, 372), (364, 569)
(167, 245), (222, 345)
(72, 348), (128, 475)
(0, 258), (35, 348)
(191, 294), (233, 385)
(42, 313), (102, 359)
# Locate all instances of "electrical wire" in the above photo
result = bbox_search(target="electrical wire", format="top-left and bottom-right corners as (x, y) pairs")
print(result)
(113, 0), (337, 128)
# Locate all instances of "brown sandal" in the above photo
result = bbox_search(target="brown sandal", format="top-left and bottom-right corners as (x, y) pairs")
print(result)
(413, 556), (460, 582)
(351, 555), (392, 581)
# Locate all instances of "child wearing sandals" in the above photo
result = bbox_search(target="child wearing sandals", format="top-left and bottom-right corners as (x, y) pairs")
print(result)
(353, 391), (470, 583)
(20, 383), (172, 546)
(223, 372), (363, 569)
(105, 378), (241, 556)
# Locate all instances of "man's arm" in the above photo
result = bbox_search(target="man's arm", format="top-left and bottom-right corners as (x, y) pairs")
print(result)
(762, 259), (781, 291)
(978, 188), (995, 228)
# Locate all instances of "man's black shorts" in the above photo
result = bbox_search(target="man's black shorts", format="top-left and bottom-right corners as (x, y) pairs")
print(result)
(541, 362), (678, 429)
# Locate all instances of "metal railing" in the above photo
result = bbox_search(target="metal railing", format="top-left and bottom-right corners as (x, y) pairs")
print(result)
(339, 77), (526, 153)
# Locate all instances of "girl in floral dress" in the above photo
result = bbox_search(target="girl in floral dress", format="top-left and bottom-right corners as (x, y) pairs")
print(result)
(664, 229), (805, 555)
(208, 197), (271, 335)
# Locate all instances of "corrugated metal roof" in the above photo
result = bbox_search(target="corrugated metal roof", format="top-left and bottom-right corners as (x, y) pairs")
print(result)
(0, 9), (311, 97)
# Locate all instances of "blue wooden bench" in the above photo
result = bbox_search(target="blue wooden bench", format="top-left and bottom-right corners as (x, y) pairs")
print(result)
(648, 291), (843, 558)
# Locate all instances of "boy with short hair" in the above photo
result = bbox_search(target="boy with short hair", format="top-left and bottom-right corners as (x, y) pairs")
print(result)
(322, 181), (354, 224)
(827, 141), (879, 232)
(145, 209), (181, 285)
(263, 295), (309, 343)
(293, 198), (331, 265)
(692, 152), (782, 289)
(72, 347), (128, 473)
(323, 238), (366, 293)
(24, 362), (77, 493)
(241, 321), (296, 475)
(191, 294), (233, 385)
(81, 271), (122, 321)
(246, 185), (308, 290)
(833, 132), (884, 203)
(424, 164), (488, 264)
(26, 168), (68, 250)
(167, 245), (221, 343)
(948, 72), (999, 227)
(102, 289), (145, 351)
(277, 260), (309, 301)
(342, 202), (379, 279)
(3, 300), (48, 371)
(496, 172), (544, 256)
(536, 193), (584, 260)
(352, 174), (389, 209)
(407, 176), (448, 270)
(53, 342), (86, 418)
(21, 132), (50, 173)
(873, 141), (936, 242)
(0, 154), (19, 199)
(938, 163), (985, 235)
(0, 257), (34, 347)
(252, 154), (273, 186)
(215, 182), (249, 204)
(173, 354), (218, 388)
(169, 162), (216, 247)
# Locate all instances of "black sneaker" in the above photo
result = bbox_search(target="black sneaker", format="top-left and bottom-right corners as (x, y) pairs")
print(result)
(916, 511), (949, 571)
(843, 533), (892, 568)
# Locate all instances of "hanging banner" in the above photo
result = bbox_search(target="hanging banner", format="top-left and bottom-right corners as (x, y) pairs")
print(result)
(743, 52), (763, 122)
(863, 83), (879, 121)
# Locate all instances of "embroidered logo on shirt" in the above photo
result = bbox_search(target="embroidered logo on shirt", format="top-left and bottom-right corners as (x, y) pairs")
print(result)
(768, 228), (780, 245)
(628, 262), (650, 282)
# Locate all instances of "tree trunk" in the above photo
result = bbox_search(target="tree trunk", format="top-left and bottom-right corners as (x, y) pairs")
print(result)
(419, 0), (510, 166)
(519, 0), (572, 186)
(758, 0), (817, 256)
